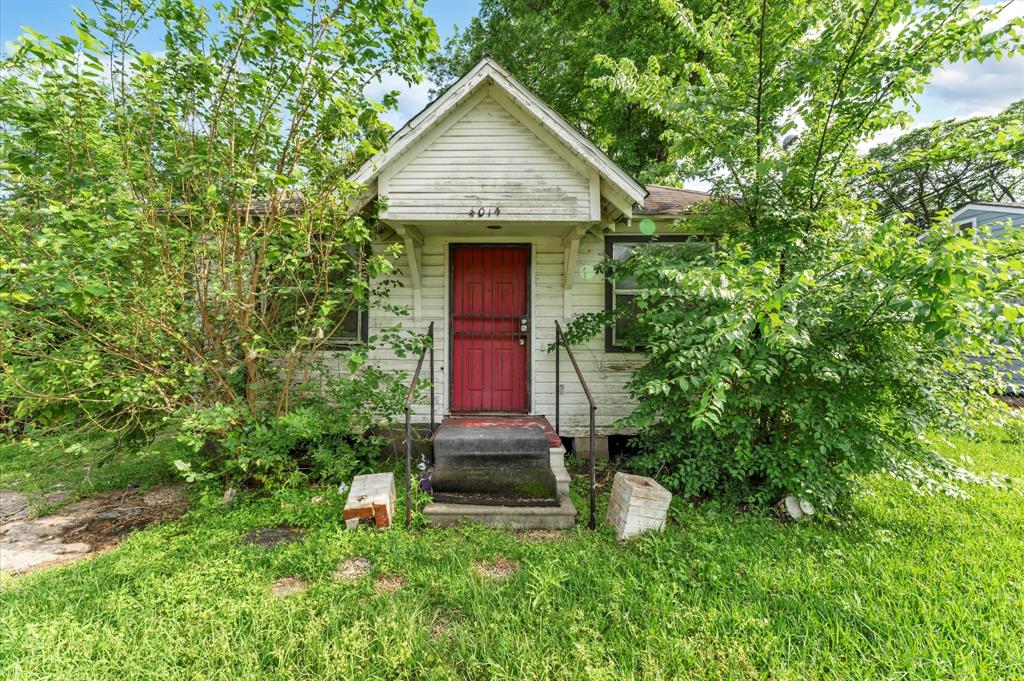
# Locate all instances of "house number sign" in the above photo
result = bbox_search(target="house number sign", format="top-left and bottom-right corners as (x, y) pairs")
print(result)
(467, 206), (501, 218)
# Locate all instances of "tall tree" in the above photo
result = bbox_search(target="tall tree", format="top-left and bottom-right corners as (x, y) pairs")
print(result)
(428, 0), (690, 179)
(563, 0), (1024, 509)
(860, 100), (1024, 229)
(1, 0), (437, 445)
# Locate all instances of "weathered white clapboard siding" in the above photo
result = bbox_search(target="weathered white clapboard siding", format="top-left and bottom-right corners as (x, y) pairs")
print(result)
(362, 233), (643, 436)
(382, 96), (595, 222)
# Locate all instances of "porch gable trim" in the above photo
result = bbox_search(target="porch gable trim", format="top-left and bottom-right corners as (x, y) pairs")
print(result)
(350, 57), (646, 210)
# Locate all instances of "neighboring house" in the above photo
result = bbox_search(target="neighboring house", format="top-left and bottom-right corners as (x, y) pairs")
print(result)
(950, 201), (1024, 398)
(346, 57), (705, 451)
(951, 201), (1024, 236)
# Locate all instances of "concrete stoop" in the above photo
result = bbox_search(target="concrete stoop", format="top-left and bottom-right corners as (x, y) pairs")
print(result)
(424, 445), (577, 529)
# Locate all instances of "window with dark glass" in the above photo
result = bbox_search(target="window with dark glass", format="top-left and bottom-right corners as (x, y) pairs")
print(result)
(320, 242), (370, 348)
(604, 235), (711, 352)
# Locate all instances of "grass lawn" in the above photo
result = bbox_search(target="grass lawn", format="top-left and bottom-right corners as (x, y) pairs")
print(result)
(0, 431), (181, 512)
(1, 427), (1022, 680)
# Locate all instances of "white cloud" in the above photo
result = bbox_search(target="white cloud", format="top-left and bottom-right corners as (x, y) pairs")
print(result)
(980, 1), (1024, 31)
(925, 56), (1024, 118)
(365, 72), (436, 130)
(922, 2), (1024, 116)
(861, 3), (1024, 151)
(858, 123), (919, 152)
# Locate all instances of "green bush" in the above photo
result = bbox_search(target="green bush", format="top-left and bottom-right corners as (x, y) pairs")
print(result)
(1001, 414), (1024, 446)
(0, 0), (436, 439)
(564, 219), (1022, 511)
(174, 367), (406, 488)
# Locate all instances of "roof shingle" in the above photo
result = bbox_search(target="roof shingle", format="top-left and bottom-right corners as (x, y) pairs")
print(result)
(637, 184), (710, 216)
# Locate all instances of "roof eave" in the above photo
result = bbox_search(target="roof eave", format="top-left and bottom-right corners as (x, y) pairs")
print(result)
(952, 202), (1024, 220)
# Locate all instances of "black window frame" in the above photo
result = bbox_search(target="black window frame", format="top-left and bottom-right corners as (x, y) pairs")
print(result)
(604, 234), (710, 353)
(321, 308), (369, 348)
(319, 241), (371, 349)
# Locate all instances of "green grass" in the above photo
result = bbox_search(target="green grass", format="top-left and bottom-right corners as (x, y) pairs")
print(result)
(1, 428), (1022, 680)
(0, 431), (180, 513)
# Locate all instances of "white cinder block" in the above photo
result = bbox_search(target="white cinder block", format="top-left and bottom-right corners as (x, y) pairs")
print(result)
(343, 473), (396, 530)
(605, 472), (671, 541)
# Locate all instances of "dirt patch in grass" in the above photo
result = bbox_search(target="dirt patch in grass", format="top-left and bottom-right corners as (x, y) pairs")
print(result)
(0, 484), (188, 574)
(473, 557), (520, 580)
(375, 574), (406, 593)
(429, 615), (453, 642)
(333, 557), (372, 581)
(241, 525), (305, 549)
(519, 529), (565, 542)
(269, 576), (310, 597)
(74, 486), (188, 548)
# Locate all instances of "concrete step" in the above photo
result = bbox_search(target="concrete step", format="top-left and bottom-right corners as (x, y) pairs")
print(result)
(424, 496), (577, 530)
(432, 423), (556, 505)
(425, 416), (576, 529)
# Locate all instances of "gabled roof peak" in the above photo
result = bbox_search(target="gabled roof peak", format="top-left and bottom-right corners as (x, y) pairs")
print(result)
(351, 56), (646, 208)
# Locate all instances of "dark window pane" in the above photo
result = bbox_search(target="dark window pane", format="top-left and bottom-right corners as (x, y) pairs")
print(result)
(611, 243), (641, 289)
(606, 235), (714, 350)
(338, 308), (360, 337)
(324, 242), (366, 345)
(614, 293), (640, 347)
(612, 243), (634, 260)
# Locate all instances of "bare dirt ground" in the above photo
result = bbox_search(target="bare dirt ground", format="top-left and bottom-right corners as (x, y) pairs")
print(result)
(268, 576), (311, 597)
(472, 557), (520, 580)
(333, 556), (372, 581)
(375, 574), (407, 593)
(240, 525), (305, 549)
(0, 485), (188, 574)
(519, 529), (566, 541)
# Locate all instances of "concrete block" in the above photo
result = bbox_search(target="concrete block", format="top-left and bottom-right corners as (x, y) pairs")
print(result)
(549, 446), (566, 469)
(343, 473), (396, 530)
(573, 436), (609, 461)
(605, 472), (671, 541)
(550, 446), (571, 500)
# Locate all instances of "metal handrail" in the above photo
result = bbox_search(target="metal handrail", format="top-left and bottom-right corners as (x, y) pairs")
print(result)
(403, 322), (435, 528)
(554, 320), (597, 530)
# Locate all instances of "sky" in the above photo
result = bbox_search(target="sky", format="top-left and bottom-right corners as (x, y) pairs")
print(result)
(2, 0), (1022, 149)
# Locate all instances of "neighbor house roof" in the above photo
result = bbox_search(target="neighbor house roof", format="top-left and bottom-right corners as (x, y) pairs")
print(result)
(962, 201), (1024, 210)
(952, 201), (1024, 219)
(636, 185), (711, 217)
(350, 57), (647, 211)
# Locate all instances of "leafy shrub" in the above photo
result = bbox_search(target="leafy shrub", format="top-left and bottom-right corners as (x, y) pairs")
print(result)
(572, 0), (1023, 513)
(174, 367), (406, 487)
(564, 219), (1023, 511)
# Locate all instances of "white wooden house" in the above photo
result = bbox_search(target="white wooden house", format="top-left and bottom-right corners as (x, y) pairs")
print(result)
(345, 57), (705, 457)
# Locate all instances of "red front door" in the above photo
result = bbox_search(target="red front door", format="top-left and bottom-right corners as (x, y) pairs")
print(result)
(450, 245), (529, 413)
